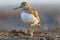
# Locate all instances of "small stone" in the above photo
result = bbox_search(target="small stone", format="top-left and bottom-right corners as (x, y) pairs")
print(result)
(33, 34), (37, 37)
(1, 35), (5, 37)
(17, 33), (21, 36)
(20, 29), (28, 35)
(9, 33), (14, 37)
(4, 33), (9, 37)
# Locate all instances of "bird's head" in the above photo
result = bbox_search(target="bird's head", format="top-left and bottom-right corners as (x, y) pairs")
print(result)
(14, 2), (30, 10)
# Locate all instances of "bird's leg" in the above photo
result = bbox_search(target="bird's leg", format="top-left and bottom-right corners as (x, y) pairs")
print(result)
(29, 24), (34, 37)
(39, 27), (45, 36)
(37, 22), (45, 36)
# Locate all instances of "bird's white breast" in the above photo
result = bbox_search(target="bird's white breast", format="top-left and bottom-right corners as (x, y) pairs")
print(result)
(21, 11), (38, 24)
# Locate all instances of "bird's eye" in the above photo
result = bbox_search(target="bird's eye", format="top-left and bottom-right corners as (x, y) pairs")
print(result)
(23, 4), (25, 6)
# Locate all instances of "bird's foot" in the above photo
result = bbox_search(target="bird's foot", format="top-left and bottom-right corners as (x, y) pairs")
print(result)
(29, 33), (34, 38)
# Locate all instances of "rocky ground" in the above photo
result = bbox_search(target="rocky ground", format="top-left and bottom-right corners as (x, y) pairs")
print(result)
(0, 29), (60, 40)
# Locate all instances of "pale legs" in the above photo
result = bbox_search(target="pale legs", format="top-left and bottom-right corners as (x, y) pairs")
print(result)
(29, 24), (34, 37)
(29, 23), (44, 37)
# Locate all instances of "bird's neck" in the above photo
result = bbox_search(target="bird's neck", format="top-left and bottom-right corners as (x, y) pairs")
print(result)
(22, 7), (34, 14)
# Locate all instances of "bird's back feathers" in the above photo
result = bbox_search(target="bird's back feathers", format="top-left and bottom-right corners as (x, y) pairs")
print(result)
(27, 7), (42, 27)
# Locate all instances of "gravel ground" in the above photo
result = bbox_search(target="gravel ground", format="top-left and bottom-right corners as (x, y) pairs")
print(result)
(0, 30), (60, 40)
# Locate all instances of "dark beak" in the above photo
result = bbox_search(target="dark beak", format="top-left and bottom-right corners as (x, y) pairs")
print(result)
(14, 6), (22, 10)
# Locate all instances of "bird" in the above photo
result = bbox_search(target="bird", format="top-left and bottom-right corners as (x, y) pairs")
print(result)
(14, 2), (42, 37)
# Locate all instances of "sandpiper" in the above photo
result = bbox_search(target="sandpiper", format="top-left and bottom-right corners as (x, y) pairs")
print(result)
(14, 2), (42, 37)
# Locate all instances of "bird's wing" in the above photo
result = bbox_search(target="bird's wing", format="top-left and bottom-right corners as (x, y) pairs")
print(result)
(27, 8), (42, 27)
(32, 9), (42, 27)
(28, 8), (41, 25)
(28, 8), (40, 20)
(32, 9), (40, 21)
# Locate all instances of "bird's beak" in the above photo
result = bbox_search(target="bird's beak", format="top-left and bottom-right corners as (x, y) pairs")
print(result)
(14, 6), (22, 10)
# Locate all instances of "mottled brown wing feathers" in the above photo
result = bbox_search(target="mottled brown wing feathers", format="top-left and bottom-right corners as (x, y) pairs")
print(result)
(27, 8), (42, 27)
(32, 9), (42, 27)
(32, 9), (40, 20)
(28, 8), (40, 20)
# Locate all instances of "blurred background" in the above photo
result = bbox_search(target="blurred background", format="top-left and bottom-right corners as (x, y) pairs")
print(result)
(0, 0), (60, 31)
